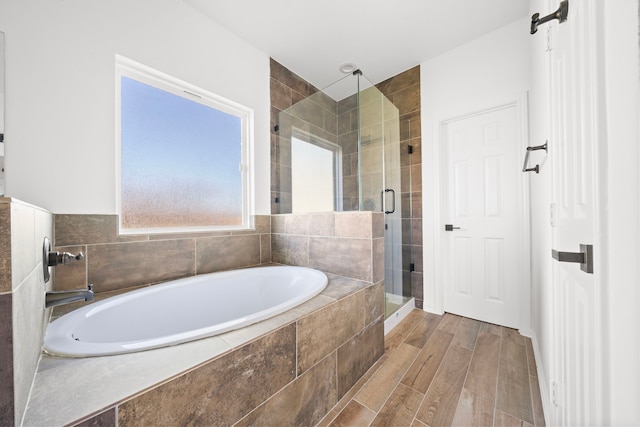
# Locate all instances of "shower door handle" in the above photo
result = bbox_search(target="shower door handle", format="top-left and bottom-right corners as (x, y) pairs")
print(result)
(381, 189), (396, 214)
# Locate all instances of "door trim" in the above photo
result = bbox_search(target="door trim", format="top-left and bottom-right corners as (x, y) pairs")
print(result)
(424, 93), (532, 334)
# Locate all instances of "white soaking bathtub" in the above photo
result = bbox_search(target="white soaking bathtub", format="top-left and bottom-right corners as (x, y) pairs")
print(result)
(43, 266), (328, 357)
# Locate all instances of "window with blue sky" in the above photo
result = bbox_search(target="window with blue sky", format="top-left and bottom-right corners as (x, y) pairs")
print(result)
(117, 57), (252, 233)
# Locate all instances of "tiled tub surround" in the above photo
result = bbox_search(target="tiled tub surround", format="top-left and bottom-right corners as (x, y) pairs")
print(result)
(25, 274), (384, 426)
(272, 212), (385, 283)
(0, 198), (53, 427)
(52, 214), (272, 293)
(19, 211), (385, 425)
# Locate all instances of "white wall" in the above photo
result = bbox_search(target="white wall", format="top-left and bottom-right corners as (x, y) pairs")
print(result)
(602, 0), (640, 422)
(420, 18), (531, 316)
(527, 0), (554, 416)
(0, 0), (271, 215)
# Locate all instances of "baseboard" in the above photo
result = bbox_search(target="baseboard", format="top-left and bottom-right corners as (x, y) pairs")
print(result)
(529, 331), (553, 426)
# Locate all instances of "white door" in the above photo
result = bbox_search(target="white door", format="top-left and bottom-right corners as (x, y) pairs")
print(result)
(441, 105), (522, 328)
(548, 0), (604, 424)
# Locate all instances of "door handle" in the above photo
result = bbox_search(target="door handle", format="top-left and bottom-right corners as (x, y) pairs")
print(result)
(445, 224), (460, 231)
(381, 189), (395, 214)
(551, 244), (593, 274)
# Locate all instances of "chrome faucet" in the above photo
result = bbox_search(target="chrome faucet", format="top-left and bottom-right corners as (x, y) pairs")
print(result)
(45, 284), (94, 308)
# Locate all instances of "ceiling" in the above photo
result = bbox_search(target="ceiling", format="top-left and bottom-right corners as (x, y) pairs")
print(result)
(185, 0), (530, 99)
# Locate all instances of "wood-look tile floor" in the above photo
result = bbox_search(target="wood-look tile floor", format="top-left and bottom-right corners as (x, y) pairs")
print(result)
(317, 310), (545, 427)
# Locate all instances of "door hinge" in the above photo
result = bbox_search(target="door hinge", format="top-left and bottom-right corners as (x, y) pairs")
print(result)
(552, 380), (560, 406)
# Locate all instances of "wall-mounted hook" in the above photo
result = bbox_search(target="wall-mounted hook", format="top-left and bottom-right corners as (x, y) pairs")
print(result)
(531, 0), (569, 34)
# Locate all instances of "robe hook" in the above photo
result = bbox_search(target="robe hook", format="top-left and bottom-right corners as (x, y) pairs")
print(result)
(531, 0), (569, 34)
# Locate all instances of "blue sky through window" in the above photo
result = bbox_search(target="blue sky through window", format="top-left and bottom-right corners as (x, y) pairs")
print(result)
(121, 76), (243, 229)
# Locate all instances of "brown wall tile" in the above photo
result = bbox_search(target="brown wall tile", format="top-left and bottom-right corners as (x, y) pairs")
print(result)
(297, 292), (364, 374)
(309, 237), (372, 282)
(254, 215), (271, 234)
(337, 316), (384, 399)
(271, 234), (309, 266)
(196, 234), (261, 274)
(271, 214), (286, 234)
(55, 214), (271, 294)
(260, 234), (271, 264)
(321, 275), (371, 301)
(365, 282), (385, 325)
(52, 245), (87, 291)
(307, 213), (335, 237)
(376, 66), (420, 95)
(335, 212), (373, 239)
(55, 214), (144, 246)
(372, 238), (385, 284)
(118, 324), (296, 426)
(235, 353), (337, 427)
(0, 293), (14, 427)
(87, 240), (195, 292)
(270, 58), (317, 99)
(0, 203), (11, 293)
(74, 408), (116, 427)
(283, 214), (310, 235)
(271, 78), (293, 111)
(372, 212), (384, 238)
(392, 84), (421, 115)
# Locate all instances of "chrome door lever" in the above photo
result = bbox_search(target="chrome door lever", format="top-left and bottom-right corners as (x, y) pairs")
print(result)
(445, 224), (461, 231)
(551, 244), (593, 274)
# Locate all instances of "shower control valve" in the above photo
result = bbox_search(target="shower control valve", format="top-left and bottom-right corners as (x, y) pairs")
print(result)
(47, 250), (84, 266)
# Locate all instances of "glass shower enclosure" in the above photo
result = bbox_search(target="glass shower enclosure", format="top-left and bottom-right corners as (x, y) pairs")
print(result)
(275, 71), (413, 318)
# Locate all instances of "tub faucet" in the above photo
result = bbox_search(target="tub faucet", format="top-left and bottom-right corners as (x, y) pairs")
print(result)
(45, 284), (94, 308)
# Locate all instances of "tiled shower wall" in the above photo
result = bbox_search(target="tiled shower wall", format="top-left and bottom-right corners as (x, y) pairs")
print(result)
(271, 211), (385, 283)
(376, 66), (423, 308)
(270, 58), (339, 214)
(0, 198), (53, 427)
(270, 60), (424, 308)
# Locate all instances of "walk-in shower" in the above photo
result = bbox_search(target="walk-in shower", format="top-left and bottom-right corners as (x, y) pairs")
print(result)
(273, 69), (415, 318)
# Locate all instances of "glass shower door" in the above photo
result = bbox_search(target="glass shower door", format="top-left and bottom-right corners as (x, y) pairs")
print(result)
(275, 69), (413, 318)
(357, 82), (407, 316)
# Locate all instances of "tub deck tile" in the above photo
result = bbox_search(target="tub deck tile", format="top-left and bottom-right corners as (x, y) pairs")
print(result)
(24, 273), (379, 427)
(24, 337), (232, 427)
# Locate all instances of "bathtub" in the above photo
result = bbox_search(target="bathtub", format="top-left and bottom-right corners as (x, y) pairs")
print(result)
(43, 266), (328, 357)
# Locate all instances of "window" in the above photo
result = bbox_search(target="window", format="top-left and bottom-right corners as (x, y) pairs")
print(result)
(116, 56), (253, 234)
(291, 133), (342, 213)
